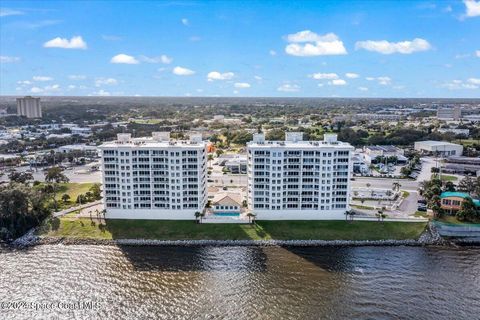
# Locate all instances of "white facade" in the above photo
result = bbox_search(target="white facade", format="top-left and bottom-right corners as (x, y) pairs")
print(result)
(414, 140), (463, 156)
(100, 132), (208, 219)
(247, 133), (354, 220)
(17, 96), (42, 118)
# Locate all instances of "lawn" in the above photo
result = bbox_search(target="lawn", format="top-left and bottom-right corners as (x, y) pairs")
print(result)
(39, 218), (427, 241)
(34, 182), (95, 210)
(439, 175), (457, 182)
(54, 183), (95, 209)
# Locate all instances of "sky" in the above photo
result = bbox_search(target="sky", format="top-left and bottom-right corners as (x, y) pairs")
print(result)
(0, 0), (479, 98)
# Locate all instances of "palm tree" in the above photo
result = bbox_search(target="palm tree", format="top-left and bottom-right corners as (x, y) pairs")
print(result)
(392, 182), (401, 192)
(194, 211), (201, 224)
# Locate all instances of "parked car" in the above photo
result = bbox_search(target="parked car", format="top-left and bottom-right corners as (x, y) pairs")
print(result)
(417, 205), (427, 212)
(417, 199), (427, 205)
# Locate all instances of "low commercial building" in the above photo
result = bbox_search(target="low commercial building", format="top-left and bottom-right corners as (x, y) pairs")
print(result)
(363, 145), (406, 164)
(442, 156), (480, 176)
(440, 192), (480, 214)
(414, 141), (463, 156)
(437, 107), (461, 120)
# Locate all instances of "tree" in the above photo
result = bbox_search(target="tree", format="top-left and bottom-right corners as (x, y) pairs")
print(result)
(265, 128), (285, 141)
(443, 181), (456, 192)
(194, 211), (201, 224)
(44, 167), (69, 211)
(457, 176), (476, 195)
(0, 183), (50, 241)
(8, 171), (33, 184)
(246, 212), (256, 224)
(90, 183), (102, 200)
(61, 194), (70, 204)
(456, 198), (479, 222)
(44, 167), (69, 184)
(392, 182), (401, 192)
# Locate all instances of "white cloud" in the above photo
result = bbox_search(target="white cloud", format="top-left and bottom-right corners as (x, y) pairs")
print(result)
(207, 71), (234, 81)
(442, 78), (479, 90)
(269, 50), (277, 56)
(329, 79), (347, 86)
(68, 75), (87, 80)
(377, 76), (392, 85)
(476, 50), (480, 57)
(234, 82), (251, 88)
(95, 78), (118, 87)
(345, 72), (359, 79)
(33, 76), (53, 81)
(32, 76), (53, 81)
(110, 54), (139, 64)
(310, 73), (338, 80)
(254, 75), (263, 81)
(173, 66), (195, 76)
(468, 78), (480, 85)
(358, 87), (369, 91)
(43, 36), (87, 49)
(17, 80), (32, 85)
(30, 84), (60, 94)
(277, 84), (300, 92)
(67, 85), (76, 90)
(284, 31), (347, 56)
(44, 84), (60, 92)
(91, 89), (111, 96)
(140, 54), (172, 64)
(0, 8), (24, 17)
(0, 56), (20, 63)
(464, 0), (480, 17)
(366, 76), (392, 85)
(355, 38), (431, 54)
(181, 18), (189, 26)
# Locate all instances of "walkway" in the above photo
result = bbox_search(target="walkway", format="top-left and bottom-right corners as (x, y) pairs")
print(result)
(53, 200), (102, 217)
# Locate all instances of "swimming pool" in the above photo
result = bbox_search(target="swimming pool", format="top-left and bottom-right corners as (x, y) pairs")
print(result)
(213, 212), (240, 217)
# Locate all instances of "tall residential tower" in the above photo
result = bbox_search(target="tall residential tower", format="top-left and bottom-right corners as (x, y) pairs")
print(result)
(100, 132), (208, 219)
(16, 96), (42, 118)
(247, 132), (353, 219)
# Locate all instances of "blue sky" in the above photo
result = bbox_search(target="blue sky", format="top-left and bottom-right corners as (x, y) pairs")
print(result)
(0, 0), (479, 98)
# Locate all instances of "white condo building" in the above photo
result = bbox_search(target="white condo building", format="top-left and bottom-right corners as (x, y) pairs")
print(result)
(100, 132), (208, 219)
(17, 96), (42, 118)
(247, 132), (354, 220)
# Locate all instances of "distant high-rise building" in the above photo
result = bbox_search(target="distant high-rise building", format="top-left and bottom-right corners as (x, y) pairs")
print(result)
(437, 106), (461, 120)
(16, 96), (42, 118)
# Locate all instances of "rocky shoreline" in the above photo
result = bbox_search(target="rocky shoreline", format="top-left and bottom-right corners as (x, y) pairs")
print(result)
(5, 222), (479, 249)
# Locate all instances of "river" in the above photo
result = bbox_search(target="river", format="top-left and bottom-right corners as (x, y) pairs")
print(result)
(1, 245), (479, 320)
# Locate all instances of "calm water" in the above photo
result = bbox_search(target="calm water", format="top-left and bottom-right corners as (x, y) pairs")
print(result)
(1, 245), (479, 320)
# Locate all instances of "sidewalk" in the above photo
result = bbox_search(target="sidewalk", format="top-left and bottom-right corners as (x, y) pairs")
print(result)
(53, 200), (102, 217)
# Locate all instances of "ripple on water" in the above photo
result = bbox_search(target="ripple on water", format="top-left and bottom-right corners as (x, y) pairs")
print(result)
(0, 245), (479, 320)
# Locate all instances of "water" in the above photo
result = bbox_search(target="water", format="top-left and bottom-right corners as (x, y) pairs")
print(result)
(1, 245), (479, 320)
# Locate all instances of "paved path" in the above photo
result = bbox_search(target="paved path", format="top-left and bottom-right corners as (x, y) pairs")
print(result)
(53, 200), (102, 217)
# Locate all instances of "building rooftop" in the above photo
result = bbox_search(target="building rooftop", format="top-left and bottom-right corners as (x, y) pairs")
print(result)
(100, 132), (206, 149)
(415, 140), (462, 147)
(441, 192), (480, 207)
(247, 132), (353, 150)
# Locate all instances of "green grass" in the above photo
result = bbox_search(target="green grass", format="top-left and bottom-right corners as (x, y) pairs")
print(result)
(413, 211), (430, 218)
(38, 218), (427, 241)
(402, 191), (410, 198)
(51, 183), (95, 210)
(351, 204), (375, 210)
(439, 175), (457, 182)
